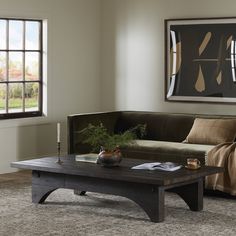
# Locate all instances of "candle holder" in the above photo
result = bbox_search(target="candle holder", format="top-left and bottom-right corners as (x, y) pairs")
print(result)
(56, 142), (63, 164)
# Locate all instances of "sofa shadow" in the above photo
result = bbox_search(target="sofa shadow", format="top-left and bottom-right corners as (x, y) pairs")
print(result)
(204, 189), (236, 199)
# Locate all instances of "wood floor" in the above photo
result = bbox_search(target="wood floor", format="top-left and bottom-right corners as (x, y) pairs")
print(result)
(0, 170), (31, 182)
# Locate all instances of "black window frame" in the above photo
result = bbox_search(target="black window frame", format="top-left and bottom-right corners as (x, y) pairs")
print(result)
(0, 17), (43, 119)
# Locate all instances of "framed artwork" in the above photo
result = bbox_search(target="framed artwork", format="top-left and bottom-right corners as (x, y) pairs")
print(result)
(165, 17), (236, 103)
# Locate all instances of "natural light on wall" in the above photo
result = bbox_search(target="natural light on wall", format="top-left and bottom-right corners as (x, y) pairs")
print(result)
(115, 22), (158, 110)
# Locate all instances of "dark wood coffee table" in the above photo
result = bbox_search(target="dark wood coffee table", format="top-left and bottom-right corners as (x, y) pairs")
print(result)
(11, 155), (223, 222)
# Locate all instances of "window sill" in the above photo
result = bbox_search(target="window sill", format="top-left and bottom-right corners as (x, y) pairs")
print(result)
(0, 114), (50, 129)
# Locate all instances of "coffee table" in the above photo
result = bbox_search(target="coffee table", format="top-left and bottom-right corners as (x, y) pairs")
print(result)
(11, 155), (223, 222)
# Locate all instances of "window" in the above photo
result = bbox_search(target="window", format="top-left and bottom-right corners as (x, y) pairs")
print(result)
(0, 18), (42, 119)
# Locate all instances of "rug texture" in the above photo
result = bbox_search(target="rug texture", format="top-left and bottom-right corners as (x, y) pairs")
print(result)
(0, 171), (236, 236)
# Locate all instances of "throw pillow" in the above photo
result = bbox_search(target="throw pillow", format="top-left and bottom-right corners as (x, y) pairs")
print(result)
(185, 118), (236, 145)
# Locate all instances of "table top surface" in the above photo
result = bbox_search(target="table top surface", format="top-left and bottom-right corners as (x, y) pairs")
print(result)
(11, 155), (223, 186)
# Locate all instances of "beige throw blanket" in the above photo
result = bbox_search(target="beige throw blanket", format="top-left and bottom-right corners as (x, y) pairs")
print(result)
(206, 142), (236, 195)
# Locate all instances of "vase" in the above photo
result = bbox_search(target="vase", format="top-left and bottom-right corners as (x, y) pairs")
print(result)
(98, 149), (122, 167)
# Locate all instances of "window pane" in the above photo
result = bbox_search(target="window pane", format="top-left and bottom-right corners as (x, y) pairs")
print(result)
(25, 21), (40, 50)
(0, 20), (6, 49)
(9, 20), (23, 49)
(8, 83), (23, 113)
(25, 82), (39, 111)
(0, 84), (6, 113)
(0, 52), (6, 81)
(0, 19), (42, 118)
(9, 52), (23, 81)
(25, 52), (39, 81)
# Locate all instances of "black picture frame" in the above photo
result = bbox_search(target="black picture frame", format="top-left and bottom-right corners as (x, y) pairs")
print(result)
(165, 17), (236, 103)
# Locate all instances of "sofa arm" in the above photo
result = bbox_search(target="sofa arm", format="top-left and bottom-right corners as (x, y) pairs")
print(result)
(67, 111), (121, 154)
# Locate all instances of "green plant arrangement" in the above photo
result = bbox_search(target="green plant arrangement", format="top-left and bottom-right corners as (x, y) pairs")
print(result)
(79, 123), (146, 153)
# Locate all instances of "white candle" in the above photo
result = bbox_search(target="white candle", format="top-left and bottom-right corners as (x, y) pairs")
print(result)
(57, 123), (60, 143)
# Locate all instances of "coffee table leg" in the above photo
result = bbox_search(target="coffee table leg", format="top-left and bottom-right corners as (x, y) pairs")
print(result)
(32, 184), (57, 204)
(31, 170), (60, 204)
(170, 178), (203, 211)
(128, 187), (165, 222)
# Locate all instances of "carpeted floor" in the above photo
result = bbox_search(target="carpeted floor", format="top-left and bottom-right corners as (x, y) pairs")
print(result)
(0, 171), (236, 236)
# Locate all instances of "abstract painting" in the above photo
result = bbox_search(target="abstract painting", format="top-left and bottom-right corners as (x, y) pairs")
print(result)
(165, 18), (236, 103)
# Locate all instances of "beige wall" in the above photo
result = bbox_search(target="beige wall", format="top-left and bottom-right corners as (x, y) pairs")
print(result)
(2, 0), (236, 174)
(101, 0), (236, 114)
(0, 0), (101, 173)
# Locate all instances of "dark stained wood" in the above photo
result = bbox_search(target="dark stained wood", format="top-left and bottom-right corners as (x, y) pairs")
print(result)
(11, 155), (222, 186)
(32, 184), (57, 204)
(169, 178), (203, 211)
(11, 156), (223, 223)
(31, 170), (166, 222)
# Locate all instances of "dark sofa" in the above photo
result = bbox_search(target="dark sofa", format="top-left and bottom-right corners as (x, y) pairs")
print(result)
(67, 111), (235, 165)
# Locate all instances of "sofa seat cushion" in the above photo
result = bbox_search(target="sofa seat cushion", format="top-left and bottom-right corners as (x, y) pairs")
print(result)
(121, 140), (214, 165)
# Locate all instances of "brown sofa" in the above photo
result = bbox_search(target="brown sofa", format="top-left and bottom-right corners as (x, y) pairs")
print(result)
(67, 111), (236, 165)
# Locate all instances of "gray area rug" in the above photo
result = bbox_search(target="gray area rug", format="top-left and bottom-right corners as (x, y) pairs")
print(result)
(0, 172), (236, 236)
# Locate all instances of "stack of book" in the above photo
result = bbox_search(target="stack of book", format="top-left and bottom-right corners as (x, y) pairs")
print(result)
(75, 153), (98, 163)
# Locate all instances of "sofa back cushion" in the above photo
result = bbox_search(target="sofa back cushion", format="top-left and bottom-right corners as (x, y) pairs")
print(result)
(115, 112), (195, 142)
